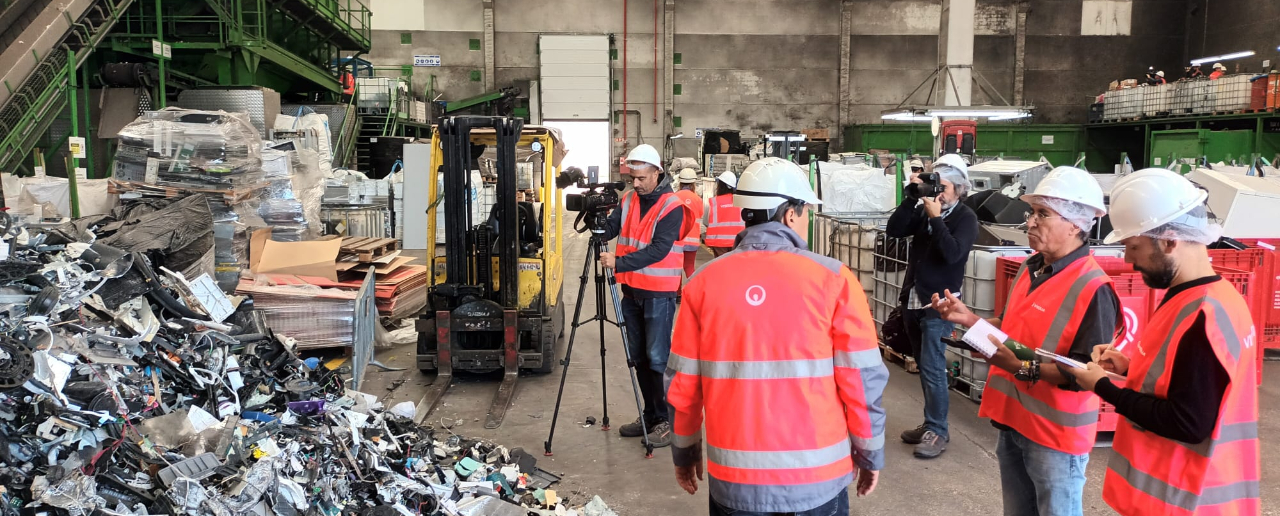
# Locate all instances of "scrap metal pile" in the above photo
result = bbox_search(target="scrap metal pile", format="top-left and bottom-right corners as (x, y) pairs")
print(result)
(0, 206), (612, 516)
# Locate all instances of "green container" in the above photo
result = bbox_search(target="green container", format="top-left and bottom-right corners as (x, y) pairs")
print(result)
(1149, 129), (1255, 171)
(844, 124), (1086, 167)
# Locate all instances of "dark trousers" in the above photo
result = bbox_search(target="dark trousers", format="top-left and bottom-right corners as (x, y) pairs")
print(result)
(710, 487), (849, 516)
(620, 295), (677, 423)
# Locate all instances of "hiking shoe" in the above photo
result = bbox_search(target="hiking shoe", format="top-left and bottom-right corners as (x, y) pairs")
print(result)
(646, 421), (672, 448)
(913, 430), (948, 459)
(619, 417), (648, 438)
(900, 424), (929, 445)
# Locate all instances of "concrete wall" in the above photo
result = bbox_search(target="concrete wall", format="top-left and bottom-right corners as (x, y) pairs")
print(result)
(1184, 0), (1280, 76)
(364, 0), (1193, 155)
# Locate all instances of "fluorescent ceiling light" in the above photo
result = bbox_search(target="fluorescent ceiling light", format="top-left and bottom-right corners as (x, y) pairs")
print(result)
(880, 112), (932, 121)
(1190, 51), (1255, 66)
(881, 106), (1034, 121)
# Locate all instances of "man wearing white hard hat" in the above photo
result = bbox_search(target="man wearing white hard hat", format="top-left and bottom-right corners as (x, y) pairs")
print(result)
(932, 167), (1122, 516)
(1210, 62), (1227, 80)
(703, 171), (745, 257)
(599, 143), (685, 447)
(666, 157), (886, 515)
(674, 168), (706, 288)
(1063, 169), (1259, 516)
(887, 152), (978, 459)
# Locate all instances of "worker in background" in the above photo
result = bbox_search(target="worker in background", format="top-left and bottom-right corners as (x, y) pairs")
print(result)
(908, 158), (925, 175)
(1210, 62), (1227, 80)
(1144, 70), (1161, 86)
(886, 153), (977, 459)
(702, 171), (744, 257)
(1064, 169), (1260, 516)
(599, 143), (685, 448)
(1185, 64), (1204, 80)
(674, 168), (705, 299)
(1155, 71), (1166, 85)
(341, 68), (355, 102)
(931, 167), (1121, 516)
(667, 157), (886, 515)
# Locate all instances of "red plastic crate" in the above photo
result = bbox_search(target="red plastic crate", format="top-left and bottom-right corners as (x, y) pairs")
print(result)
(994, 256), (1028, 317)
(1110, 272), (1153, 353)
(1252, 76), (1270, 111)
(1214, 265), (1265, 383)
(1230, 239), (1280, 348)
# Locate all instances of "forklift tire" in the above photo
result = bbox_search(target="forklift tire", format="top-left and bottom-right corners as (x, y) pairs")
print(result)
(416, 329), (438, 373)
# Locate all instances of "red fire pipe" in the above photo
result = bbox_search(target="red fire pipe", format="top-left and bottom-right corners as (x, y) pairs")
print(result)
(653, 0), (658, 123)
(622, 0), (628, 145)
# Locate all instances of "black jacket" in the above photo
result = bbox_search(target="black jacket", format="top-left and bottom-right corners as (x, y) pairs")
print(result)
(602, 176), (683, 299)
(886, 199), (979, 305)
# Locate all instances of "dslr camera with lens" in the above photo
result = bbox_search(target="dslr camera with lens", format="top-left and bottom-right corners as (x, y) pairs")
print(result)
(905, 173), (946, 199)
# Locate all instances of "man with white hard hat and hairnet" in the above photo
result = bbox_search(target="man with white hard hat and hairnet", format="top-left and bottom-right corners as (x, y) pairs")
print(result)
(932, 166), (1122, 516)
(886, 152), (979, 460)
(1063, 169), (1260, 516)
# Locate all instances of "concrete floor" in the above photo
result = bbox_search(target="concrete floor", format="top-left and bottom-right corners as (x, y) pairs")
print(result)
(367, 229), (1280, 515)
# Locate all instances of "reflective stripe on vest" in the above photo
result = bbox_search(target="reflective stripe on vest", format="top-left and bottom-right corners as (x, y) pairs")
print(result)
(1103, 280), (1260, 516)
(979, 257), (1110, 455)
(708, 439), (851, 470)
(704, 194), (744, 247)
(615, 192), (684, 291)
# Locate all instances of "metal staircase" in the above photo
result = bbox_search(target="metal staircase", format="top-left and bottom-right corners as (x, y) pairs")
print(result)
(0, 0), (133, 175)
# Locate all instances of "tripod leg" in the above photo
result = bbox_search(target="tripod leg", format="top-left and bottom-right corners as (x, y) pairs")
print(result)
(543, 242), (596, 456)
(604, 266), (656, 459)
(595, 244), (611, 431)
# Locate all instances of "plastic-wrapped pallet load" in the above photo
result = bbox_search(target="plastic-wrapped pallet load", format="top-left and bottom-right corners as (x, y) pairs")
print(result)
(816, 162), (895, 213)
(113, 108), (264, 189)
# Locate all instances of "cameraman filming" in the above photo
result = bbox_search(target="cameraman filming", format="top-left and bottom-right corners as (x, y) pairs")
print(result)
(598, 143), (684, 448)
(886, 153), (978, 460)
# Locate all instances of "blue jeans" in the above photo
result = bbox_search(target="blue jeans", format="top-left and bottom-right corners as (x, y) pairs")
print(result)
(710, 487), (848, 516)
(997, 429), (1089, 516)
(917, 308), (954, 439)
(620, 296), (677, 422)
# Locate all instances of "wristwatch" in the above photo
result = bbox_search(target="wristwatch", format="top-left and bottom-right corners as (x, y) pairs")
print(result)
(1014, 359), (1040, 384)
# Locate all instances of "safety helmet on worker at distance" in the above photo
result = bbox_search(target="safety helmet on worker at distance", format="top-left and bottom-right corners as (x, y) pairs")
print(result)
(1020, 166), (1107, 218)
(1213, 62), (1227, 71)
(908, 158), (925, 170)
(1103, 168), (1209, 244)
(676, 168), (699, 184)
(933, 153), (969, 176)
(1156, 70), (1165, 77)
(716, 171), (738, 189)
(625, 144), (663, 171)
(733, 157), (822, 210)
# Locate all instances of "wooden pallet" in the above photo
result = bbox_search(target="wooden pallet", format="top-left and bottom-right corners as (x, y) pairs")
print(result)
(880, 344), (918, 374)
(340, 236), (399, 261)
(107, 179), (266, 204)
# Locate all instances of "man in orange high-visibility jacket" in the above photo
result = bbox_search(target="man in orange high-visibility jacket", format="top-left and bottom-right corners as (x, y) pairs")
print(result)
(600, 143), (684, 448)
(703, 171), (743, 257)
(674, 168), (706, 282)
(666, 157), (886, 516)
(1066, 168), (1260, 516)
(932, 166), (1121, 516)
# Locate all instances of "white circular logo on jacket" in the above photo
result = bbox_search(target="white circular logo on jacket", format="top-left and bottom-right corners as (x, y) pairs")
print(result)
(745, 285), (767, 306)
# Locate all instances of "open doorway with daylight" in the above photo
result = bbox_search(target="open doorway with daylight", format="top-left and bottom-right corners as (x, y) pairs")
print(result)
(543, 121), (610, 186)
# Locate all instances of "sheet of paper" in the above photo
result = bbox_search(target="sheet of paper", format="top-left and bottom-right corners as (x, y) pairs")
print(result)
(962, 319), (1006, 358)
(1034, 348), (1127, 382)
(187, 406), (220, 433)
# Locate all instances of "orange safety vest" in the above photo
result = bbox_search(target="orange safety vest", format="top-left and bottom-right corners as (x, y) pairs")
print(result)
(674, 189), (703, 252)
(980, 256), (1114, 455)
(1103, 280), (1260, 516)
(615, 191), (684, 292)
(704, 193), (744, 248)
(667, 223), (886, 512)
(342, 72), (355, 95)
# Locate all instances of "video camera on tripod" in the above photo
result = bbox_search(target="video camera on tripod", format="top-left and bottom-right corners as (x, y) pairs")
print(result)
(566, 181), (625, 233)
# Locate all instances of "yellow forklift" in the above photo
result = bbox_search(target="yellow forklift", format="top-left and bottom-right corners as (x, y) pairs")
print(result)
(413, 116), (565, 428)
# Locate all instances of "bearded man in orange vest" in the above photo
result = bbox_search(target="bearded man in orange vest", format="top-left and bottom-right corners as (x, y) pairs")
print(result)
(599, 143), (684, 448)
(932, 166), (1121, 516)
(666, 157), (886, 516)
(1065, 168), (1260, 516)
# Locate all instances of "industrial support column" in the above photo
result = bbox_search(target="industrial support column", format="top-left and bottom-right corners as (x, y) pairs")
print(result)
(154, 0), (166, 108)
(1013, 1), (1028, 105)
(937, 0), (974, 106)
(483, 1), (495, 91)
(838, 0), (854, 150)
(66, 48), (82, 218)
(663, 0), (674, 137)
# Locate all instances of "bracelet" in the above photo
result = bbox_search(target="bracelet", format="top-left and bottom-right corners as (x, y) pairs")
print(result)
(1014, 359), (1040, 384)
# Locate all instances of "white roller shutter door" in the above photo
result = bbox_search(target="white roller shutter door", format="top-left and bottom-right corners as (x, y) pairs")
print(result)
(539, 35), (610, 120)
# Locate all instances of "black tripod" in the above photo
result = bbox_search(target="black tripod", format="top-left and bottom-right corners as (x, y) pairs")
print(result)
(544, 229), (654, 458)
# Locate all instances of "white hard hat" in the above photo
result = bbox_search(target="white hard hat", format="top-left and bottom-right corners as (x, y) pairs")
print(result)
(1104, 168), (1209, 244)
(733, 157), (822, 210)
(1020, 166), (1106, 217)
(625, 144), (663, 171)
(933, 153), (969, 177)
(716, 171), (738, 189)
(677, 168), (699, 183)
(1214, 62), (1226, 70)
(1156, 70), (1165, 77)
(908, 158), (925, 169)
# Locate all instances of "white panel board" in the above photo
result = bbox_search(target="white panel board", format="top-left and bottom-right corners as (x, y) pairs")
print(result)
(1081, 0), (1132, 36)
(539, 34), (610, 120)
(369, 0), (426, 31)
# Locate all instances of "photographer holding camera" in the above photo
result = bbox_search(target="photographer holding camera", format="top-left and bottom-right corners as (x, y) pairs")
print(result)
(885, 153), (978, 459)
(598, 143), (685, 448)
